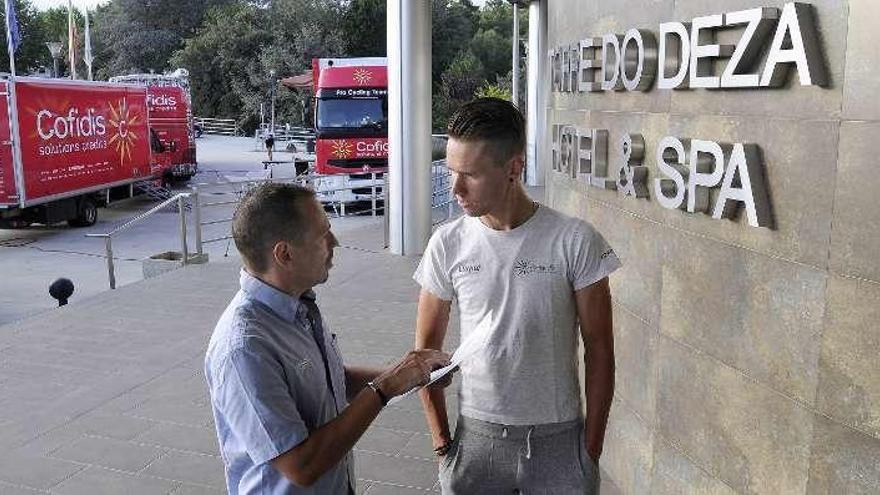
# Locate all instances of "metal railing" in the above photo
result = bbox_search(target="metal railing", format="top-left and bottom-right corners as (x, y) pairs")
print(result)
(195, 117), (241, 136)
(86, 193), (192, 290)
(85, 162), (452, 289)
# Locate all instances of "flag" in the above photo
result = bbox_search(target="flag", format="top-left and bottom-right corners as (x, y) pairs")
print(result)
(83, 8), (92, 80)
(3, 0), (20, 76)
(5, 0), (20, 53)
(68, 0), (77, 79)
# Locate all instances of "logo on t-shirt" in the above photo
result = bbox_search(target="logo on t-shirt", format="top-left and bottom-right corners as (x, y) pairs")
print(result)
(513, 259), (559, 277)
(600, 248), (616, 260)
(457, 263), (482, 274)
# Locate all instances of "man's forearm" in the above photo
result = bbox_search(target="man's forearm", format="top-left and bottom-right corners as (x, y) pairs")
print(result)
(419, 386), (451, 447)
(344, 365), (384, 402)
(273, 387), (384, 486)
(584, 349), (614, 460)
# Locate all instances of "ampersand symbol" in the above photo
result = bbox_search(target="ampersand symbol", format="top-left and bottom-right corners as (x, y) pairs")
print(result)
(617, 133), (649, 198)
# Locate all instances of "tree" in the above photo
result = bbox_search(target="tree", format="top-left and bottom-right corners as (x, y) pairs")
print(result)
(94, 0), (235, 78)
(171, 0), (347, 131)
(433, 50), (484, 130)
(170, 2), (270, 121)
(0, 0), (47, 74)
(342, 0), (385, 56)
(432, 0), (478, 86)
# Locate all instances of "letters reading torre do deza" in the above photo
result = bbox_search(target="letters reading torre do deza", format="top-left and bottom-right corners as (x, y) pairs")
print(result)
(548, 2), (827, 229)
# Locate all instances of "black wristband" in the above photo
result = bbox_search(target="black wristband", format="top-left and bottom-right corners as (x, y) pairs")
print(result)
(367, 381), (388, 407)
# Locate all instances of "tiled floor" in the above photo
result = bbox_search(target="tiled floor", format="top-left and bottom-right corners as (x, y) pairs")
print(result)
(0, 218), (620, 494)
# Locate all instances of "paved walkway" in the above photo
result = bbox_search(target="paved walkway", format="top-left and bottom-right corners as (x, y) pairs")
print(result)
(0, 217), (620, 494)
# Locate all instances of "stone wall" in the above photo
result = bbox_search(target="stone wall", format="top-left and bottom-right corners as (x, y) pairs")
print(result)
(545, 1), (880, 492)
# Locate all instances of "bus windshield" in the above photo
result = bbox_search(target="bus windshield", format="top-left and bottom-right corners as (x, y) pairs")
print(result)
(316, 97), (387, 131)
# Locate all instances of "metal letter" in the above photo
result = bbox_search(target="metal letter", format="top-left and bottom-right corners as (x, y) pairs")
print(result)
(658, 22), (691, 89)
(689, 14), (734, 89)
(721, 7), (779, 88)
(654, 136), (690, 210)
(588, 129), (615, 189)
(579, 38), (603, 92)
(687, 139), (727, 213)
(622, 29), (658, 91)
(567, 43), (580, 92)
(550, 48), (563, 92)
(576, 127), (593, 183)
(760, 2), (828, 87)
(618, 133), (649, 198)
(551, 124), (563, 171)
(561, 45), (572, 92)
(713, 143), (773, 228)
(601, 34), (624, 91)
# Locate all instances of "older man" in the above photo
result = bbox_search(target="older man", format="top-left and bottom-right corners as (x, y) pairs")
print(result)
(206, 184), (449, 494)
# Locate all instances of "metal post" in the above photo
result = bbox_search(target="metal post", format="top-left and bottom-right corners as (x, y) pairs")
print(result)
(104, 236), (116, 290)
(192, 187), (203, 256)
(384, 173), (390, 249)
(371, 172), (377, 217)
(512, 2), (520, 107)
(388, 0), (432, 255)
(526, 0), (548, 187)
(178, 195), (188, 265)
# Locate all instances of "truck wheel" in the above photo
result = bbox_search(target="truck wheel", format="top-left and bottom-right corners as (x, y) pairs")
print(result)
(68, 198), (98, 227)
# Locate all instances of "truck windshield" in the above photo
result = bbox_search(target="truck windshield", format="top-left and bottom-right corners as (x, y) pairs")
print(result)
(316, 97), (387, 131)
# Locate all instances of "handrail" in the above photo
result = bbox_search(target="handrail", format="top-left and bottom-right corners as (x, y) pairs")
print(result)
(86, 193), (192, 290)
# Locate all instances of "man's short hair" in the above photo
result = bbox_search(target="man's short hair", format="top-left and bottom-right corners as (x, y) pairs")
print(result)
(232, 183), (316, 273)
(447, 97), (526, 164)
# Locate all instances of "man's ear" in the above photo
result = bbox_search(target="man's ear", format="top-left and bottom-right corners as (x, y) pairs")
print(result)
(271, 240), (293, 268)
(508, 153), (525, 181)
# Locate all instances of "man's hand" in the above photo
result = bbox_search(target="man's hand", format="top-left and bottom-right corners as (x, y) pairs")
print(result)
(373, 349), (450, 398)
(585, 434), (601, 465)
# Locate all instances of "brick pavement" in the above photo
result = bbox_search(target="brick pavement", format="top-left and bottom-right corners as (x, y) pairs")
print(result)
(0, 217), (619, 494)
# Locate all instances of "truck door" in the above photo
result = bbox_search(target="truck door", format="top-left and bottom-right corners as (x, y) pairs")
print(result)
(0, 81), (17, 206)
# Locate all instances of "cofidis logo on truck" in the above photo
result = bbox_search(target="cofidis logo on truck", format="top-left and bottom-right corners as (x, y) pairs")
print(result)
(32, 98), (142, 165)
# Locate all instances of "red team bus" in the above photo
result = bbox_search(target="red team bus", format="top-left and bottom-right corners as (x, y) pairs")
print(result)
(311, 57), (387, 203)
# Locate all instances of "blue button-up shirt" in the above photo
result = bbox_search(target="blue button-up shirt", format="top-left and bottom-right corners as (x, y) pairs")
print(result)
(205, 270), (352, 494)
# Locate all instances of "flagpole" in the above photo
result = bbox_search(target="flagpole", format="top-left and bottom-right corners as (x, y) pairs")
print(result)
(68, 0), (76, 79)
(3, 0), (25, 207)
(4, 0), (17, 77)
(84, 8), (92, 80)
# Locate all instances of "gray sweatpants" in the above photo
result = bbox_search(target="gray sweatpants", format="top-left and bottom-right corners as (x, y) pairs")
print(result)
(439, 415), (600, 494)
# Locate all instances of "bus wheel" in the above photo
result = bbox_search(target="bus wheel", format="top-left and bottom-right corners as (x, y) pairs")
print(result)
(68, 198), (98, 227)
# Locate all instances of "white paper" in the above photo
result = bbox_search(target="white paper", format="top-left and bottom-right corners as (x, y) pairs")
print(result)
(387, 311), (493, 406)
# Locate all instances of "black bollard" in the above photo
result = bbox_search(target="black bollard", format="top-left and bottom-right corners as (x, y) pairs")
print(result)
(49, 278), (75, 307)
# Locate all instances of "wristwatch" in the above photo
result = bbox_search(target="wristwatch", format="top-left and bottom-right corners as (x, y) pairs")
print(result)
(366, 381), (389, 407)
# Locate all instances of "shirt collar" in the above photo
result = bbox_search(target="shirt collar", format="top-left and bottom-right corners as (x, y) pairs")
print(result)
(239, 269), (310, 323)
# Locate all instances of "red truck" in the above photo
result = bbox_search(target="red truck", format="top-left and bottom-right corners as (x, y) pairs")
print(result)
(311, 57), (387, 203)
(110, 70), (198, 183)
(0, 77), (153, 228)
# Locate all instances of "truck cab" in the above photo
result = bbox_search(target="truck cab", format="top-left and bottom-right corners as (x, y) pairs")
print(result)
(312, 58), (388, 204)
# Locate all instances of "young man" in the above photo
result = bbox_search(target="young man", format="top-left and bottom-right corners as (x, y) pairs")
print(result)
(206, 184), (449, 494)
(414, 98), (621, 494)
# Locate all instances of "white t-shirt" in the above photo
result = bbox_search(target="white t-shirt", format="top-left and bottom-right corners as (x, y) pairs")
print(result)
(413, 205), (622, 425)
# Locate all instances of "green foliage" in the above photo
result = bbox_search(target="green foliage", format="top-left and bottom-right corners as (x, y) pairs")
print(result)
(342, 0), (385, 56)
(0, 0), (524, 134)
(475, 78), (511, 101)
(0, 0), (48, 74)
(432, 0), (478, 86)
(433, 50), (484, 130)
(94, 0), (235, 78)
(469, 27), (509, 83)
